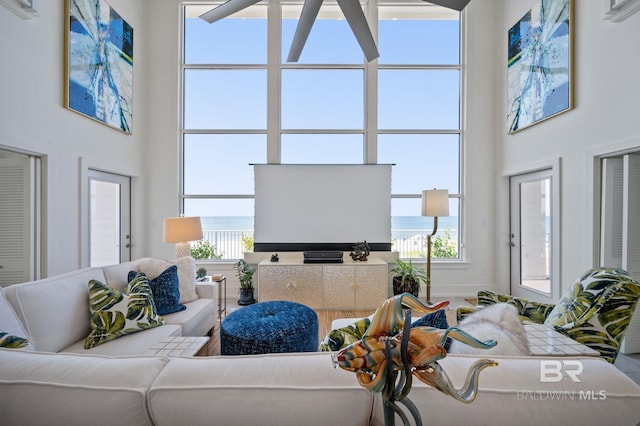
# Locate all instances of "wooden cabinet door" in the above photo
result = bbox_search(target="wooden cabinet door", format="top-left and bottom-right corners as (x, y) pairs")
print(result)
(354, 264), (388, 309)
(323, 265), (355, 309)
(259, 265), (323, 308)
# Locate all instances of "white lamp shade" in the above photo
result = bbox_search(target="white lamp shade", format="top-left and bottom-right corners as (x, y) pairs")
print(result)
(421, 189), (449, 217)
(163, 217), (203, 243)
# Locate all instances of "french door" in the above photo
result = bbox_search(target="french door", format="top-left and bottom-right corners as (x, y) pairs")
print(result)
(87, 170), (131, 267)
(510, 169), (557, 303)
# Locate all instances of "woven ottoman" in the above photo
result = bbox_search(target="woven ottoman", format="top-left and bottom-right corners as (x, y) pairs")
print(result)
(220, 301), (318, 355)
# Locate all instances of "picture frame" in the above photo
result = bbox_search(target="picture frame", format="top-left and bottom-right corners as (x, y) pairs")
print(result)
(604, 0), (640, 22)
(64, 0), (133, 134)
(507, 0), (573, 134)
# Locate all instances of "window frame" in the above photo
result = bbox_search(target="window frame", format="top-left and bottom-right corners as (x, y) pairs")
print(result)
(179, 0), (466, 261)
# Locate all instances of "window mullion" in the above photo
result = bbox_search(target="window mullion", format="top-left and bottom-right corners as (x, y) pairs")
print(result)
(267, 0), (281, 163)
(365, 0), (378, 164)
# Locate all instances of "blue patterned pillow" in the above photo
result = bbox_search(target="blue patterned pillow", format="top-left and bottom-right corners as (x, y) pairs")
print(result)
(411, 309), (449, 329)
(128, 266), (186, 315)
(412, 309), (450, 350)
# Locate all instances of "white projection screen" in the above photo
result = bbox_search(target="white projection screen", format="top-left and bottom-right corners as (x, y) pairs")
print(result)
(254, 164), (392, 252)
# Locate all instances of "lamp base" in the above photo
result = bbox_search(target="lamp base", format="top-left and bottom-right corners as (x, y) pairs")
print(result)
(175, 242), (191, 259)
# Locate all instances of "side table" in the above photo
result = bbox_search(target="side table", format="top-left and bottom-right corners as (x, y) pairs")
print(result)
(212, 275), (227, 320)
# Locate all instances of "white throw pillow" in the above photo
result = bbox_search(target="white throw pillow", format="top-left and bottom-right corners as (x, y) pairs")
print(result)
(449, 303), (529, 356)
(136, 257), (199, 303)
(0, 289), (33, 351)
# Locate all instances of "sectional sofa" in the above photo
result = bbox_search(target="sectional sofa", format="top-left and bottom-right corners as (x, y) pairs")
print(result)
(0, 257), (218, 356)
(1, 259), (640, 425)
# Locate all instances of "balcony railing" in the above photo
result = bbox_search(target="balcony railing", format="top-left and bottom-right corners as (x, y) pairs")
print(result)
(391, 229), (459, 259)
(201, 230), (250, 260)
(200, 229), (458, 260)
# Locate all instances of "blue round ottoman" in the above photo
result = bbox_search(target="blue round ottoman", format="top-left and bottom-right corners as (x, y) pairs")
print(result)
(221, 301), (318, 355)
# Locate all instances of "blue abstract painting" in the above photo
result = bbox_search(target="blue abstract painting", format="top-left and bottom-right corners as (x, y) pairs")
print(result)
(507, 0), (572, 133)
(66, 0), (133, 133)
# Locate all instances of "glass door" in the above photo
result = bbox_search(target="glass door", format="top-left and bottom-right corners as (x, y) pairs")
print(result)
(510, 169), (556, 302)
(88, 170), (131, 266)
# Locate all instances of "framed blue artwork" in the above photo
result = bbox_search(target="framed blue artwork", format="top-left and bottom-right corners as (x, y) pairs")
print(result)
(507, 0), (573, 134)
(65, 0), (133, 134)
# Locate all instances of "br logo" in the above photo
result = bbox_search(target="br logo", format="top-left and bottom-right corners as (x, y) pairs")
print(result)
(540, 360), (584, 383)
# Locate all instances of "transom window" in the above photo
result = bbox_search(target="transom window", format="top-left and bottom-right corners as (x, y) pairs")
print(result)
(181, 1), (463, 260)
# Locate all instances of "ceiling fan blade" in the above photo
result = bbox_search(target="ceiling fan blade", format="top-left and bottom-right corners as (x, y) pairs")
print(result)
(199, 0), (262, 24)
(424, 0), (471, 12)
(336, 0), (379, 62)
(287, 0), (323, 62)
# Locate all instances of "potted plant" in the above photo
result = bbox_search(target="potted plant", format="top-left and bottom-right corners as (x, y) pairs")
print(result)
(190, 240), (222, 260)
(390, 259), (428, 297)
(196, 267), (207, 280)
(235, 259), (256, 305)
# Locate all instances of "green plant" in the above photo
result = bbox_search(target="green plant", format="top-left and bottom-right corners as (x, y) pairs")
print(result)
(431, 229), (458, 259)
(389, 259), (428, 292)
(190, 240), (222, 260)
(241, 233), (254, 253)
(235, 259), (256, 290)
(196, 267), (207, 279)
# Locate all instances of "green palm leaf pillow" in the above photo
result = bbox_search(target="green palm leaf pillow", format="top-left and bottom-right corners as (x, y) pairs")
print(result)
(544, 268), (635, 329)
(0, 331), (30, 349)
(319, 309), (449, 352)
(85, 272), (164, 349)
(319, 317), (371, 352)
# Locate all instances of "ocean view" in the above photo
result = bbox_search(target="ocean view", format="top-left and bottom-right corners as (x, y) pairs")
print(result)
(200, 216), (459, 259)
(201, 216), (459, 232)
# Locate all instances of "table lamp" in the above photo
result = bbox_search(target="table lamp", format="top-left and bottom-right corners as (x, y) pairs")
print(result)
(163, 216), (203, 259)
(422, 189), (449, 304)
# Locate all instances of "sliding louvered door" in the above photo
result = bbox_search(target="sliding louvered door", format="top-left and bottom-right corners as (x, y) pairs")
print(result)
(621, 154), (640, 353)
(601, 153), (640, 353)
(0, 155), (38, 286)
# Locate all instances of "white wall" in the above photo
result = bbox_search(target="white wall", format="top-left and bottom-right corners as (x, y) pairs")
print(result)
(494, 0), (640, 296)
(0, 1), (149, 276)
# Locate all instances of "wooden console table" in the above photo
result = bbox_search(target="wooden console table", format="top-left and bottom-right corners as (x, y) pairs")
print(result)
(258, 255), (388, 309)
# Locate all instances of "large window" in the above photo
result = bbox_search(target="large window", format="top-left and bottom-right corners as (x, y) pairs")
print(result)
(181, 1), (463, 260)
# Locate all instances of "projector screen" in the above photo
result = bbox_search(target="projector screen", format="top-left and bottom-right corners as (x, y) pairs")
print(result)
(254, 164), (392, 252)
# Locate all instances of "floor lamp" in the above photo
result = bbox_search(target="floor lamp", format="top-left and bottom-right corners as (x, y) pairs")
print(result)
(422, 189), (449, 304)
(163, 216), (203, 259)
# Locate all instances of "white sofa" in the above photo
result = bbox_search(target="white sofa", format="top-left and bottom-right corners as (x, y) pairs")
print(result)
(1, 257), (218, 356)
(1, 262), (640, 425)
